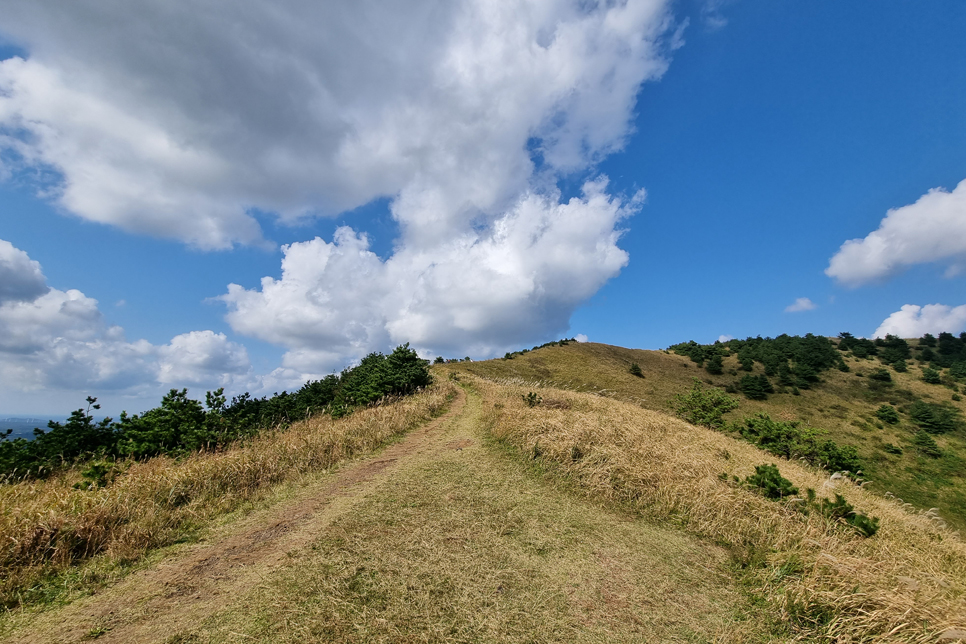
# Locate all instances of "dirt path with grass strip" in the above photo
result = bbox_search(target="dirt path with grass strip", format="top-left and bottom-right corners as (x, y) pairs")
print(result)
(4, 389), (467, 644)
(7, 386), (771, 644)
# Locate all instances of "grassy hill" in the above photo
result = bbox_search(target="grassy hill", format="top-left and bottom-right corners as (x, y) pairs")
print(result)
(444, 339), (966, 531)
(2, 339), (965, 642)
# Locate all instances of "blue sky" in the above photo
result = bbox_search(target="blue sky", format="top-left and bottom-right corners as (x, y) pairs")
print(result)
(1, 0), (964, 415)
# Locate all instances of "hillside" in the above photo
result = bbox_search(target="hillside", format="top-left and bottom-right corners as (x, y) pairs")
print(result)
(445, 339), (966, 531)
(2, 343), (965, 643)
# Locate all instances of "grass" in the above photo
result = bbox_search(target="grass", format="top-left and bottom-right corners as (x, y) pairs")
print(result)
(0, 382), (455, 612)
(183, 387), (771, 643)
(448, 341), (966, 531)
(463, 373), (966, 643)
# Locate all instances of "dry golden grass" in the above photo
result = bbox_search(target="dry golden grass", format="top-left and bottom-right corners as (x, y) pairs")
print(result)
(447, 342), (966, 532)
(192, 389), (770, 643)
(466, 373), (966, 643)
(0, 383), (455, 610)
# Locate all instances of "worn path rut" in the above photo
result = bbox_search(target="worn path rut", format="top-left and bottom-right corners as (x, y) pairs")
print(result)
(7, 388), (467, 644)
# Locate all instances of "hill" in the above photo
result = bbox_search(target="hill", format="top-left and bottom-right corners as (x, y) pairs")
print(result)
(446, 338), (966, 531)
(2, 340), (965, 643)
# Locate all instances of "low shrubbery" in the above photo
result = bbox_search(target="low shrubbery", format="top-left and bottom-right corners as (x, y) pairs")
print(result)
(671, 379), (739, 429)
(1, 344), (431, 479)
(728, 414), (862, 473)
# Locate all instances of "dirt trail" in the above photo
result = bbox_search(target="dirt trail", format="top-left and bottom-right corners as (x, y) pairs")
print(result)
(7, 388), (467, 644)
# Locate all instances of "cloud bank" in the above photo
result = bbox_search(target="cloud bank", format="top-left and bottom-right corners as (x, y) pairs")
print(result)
(0, 239), (251, 408)
(827, 179), (966, 286)
(873, 303), (966, 339)
(0, 0), (678, 374)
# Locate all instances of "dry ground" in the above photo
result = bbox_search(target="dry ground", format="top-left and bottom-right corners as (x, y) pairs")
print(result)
(3, 385), (772, 644)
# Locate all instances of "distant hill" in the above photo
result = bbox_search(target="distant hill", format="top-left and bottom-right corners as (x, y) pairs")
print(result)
(444, 337), (966, 531)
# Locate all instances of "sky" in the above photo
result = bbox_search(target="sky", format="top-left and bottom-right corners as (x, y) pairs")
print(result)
(1, 0), (965, 415)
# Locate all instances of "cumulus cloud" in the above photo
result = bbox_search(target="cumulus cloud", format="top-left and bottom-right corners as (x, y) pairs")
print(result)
(784, 297), (817, 313)
(827, 179), (966, 286)
(0, 239), (251, 399)
(0, 0), (672, 250)
(575, 334), (589, 343)
(873, 304), (966, 339)
(717, 334), (733, 343)
(0, 239), (48, 304)
(1, 0), (678, 374)
(222, 180), (640, 373)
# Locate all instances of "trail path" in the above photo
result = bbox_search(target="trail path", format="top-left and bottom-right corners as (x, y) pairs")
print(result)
(7, 386), (767, 643)
(7, 389), (468, 644)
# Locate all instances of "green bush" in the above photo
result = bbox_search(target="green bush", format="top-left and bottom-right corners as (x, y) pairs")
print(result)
(730, 414), (862, 473)
(868, 368), (892, 382)
(818, 494), (880, 537)
(909, 400), (962, 435)
(875, 404), (900, 425)
(629, 363), (644, 378)
(883, 443), (903, 455)
(672, 379), (740, 429)
(744, 464), (798, 500)
(705, 354), (724, 375)
(912, 430), (943, 458)
(522, 392), (543, 407)
(738, 374), (773, 400)
(922, 368), (942, 384)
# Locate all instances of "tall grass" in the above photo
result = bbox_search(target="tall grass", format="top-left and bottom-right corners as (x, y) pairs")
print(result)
(471, 375), (966, 643)
(0, 383), (455, 609)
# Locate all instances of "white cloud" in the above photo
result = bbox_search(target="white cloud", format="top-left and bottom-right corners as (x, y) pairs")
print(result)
(827, 179), (966, 286)
(873, 304), (966, 339)
(0, 0), (679, 376)
(0, 239), (252, 406)
(717, 334), (733, 343)
(575, 334), (589, 343)
(222, 180), (639, 373)
(0, 0), (673, 250)
(784, 297), (817, 313)
(157, 331), (251, 386)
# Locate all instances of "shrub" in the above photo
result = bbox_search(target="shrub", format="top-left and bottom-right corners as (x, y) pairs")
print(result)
(892, 360), (907, 373)
(522, 392), (542, 407)
(909, 400), (962, 435)
(705, 354), (724, 375)
(912, 430), (942, 458)
(922, 368), (942, 384)
(671, 379), (740, 429)
(730, 414), (862, 473)
(868, 368), (892, 383)
(744, 464), (798, 500)
(738, 374), (773, 400)
(629, 363), (644, 378)
(883, 443), (903, 455)
(818, 494), (880, 537)
(875, 404), (900, 425)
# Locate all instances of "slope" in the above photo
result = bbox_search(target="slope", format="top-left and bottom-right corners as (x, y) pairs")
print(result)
(447, 341), (966, 531)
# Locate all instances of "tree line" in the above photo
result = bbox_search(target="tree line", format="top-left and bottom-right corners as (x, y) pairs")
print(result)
(0, 344), (431, 479)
